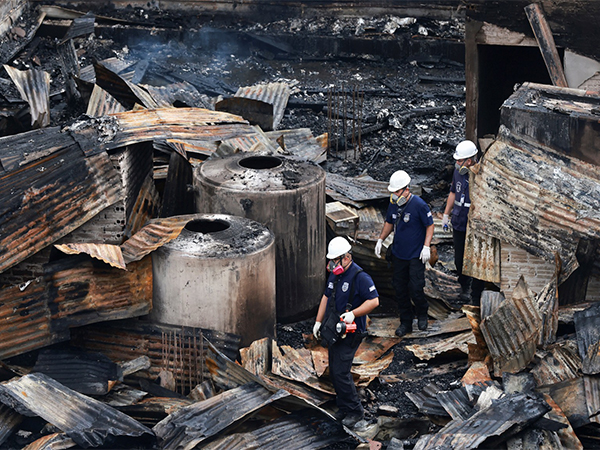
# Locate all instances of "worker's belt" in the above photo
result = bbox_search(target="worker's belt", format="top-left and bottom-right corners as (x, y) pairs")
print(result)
(454, 200), (470, 207)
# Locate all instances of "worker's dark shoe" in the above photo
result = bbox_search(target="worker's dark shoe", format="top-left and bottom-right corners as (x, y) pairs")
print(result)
(342, 412), (364, 428)
(333, 409), (346, 421)
(395, 323), (412, 337)
(418, 316), (428, 331)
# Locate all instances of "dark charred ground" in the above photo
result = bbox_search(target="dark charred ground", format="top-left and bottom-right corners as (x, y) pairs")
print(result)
(2, 5), (469, 448)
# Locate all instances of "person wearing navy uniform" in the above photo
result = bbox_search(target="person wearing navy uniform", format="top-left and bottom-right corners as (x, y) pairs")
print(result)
(442, 140), (485, 305)
(374, 170), (434, 337)
(312, 236), (379, 429)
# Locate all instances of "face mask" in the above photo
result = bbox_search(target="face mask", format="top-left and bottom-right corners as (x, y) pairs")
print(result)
(327, 258), (345, 275)
(455, 161), (469, 176)
(390, 193), (408, 207)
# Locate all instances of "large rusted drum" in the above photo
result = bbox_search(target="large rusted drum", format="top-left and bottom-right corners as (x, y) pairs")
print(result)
(194, 154), (326, 322)
(150, 213), (275, 346)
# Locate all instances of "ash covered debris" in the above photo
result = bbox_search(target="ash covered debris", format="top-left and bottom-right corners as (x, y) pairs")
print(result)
(0, 0), (600, 449)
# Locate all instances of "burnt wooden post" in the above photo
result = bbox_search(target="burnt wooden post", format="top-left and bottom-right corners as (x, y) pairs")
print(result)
(558, 238), (599, 305)
(525, 3), (568, 87)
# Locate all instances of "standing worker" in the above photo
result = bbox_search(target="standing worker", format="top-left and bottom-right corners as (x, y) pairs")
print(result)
(374, 170), (434, 337)
(313, 236), (379, 429)
(442, 140), (485, 305)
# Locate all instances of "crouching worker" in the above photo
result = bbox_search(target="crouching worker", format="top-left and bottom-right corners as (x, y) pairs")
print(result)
(313, 236), (379, 428)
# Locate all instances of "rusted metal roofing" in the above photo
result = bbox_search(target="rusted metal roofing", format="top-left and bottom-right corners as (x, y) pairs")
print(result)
(239, 337), (270, 376)
(201, 410), (348, 450)
(0, 372), (154, 448)
(266, 128), (326, 163)
(153, 382), (289, 449)
(531, 340), (581, 387)
(124, 173), (161, 238)
(0, 142), (122, 273)
(353, 352), (393, 387)
(413, 393), (551, 449)
(0, 403), (23, 447)
(542, 393), (584, 450)
(120, 215), (191, 264)
(537, 276), (560, 348)
(326, 172), (389, 203)
(272, 342), (334, 395)
(86, 84), (127, 117)
(55, 243), (126, 269)
(463, 228), (501, 283)
(22, 433), (76, 450)
(480, 295), (542, 377)
(0, 256), (151, 360)
(406, 331), (475, 361)
(3, 65), (50, 128)
(436, 386), (473, 420)
(537, 377), (590, 429)
(574, 302), (600, 375)
(140, 81), (208, 109)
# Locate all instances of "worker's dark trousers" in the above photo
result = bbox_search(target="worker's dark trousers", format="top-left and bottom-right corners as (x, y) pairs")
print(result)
(329, 334), (364, 415)
(393, 256), (428, 326)
(453, 229), (485, 305)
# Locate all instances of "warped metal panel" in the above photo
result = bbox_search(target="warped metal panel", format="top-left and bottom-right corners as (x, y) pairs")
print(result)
(531, 340), (581, 387)
(469, 125), (600, 278)
(153, 382), (289, 449)
(140, 81), (208, 109)
(0, 373), (154, 448)
(240, 337), (270, 376)
(537, 377), (590, 429)
(583, 376), (600, 425)
(71, 320), (240, 387)
(54, 243), (126, 269)
(542, 393), (584, 450)
(4, 65), (50, 128)
(463, 227), (500, 283)
(413, 393), (551, 450)
(574, 302), (600, 375)
(233, 81), (292, 130)
(326, 172), (389, 203)
(436, 387), (473, 420)
(0, 147), (123, 273)
(266, 128), (326, 164)
(21, 433), (76, 450)
(201, 410), (347, 450)
(124, 173), (161, 238)
(353, 351), (393, 387)
(480, 296), (542, 377)
(536, 276), (560, 348)
(0, 403), (23, 447)
(406, 331), (475, 361)
(86, 84), (127, 117)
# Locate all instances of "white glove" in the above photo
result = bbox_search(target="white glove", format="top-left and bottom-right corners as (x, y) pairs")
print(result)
(374, 239), (383, 258)
(420, 245), (431, 264)
(340, 311), (355, 324)
(442, 214), (450, 231)
(313, 322), (321, 340)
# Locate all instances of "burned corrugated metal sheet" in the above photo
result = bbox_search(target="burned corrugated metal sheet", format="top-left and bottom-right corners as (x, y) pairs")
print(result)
(0, 145), (123, 273)
(536, 275), (560, 348)
(436, 387), (473, 420)
(405, 383), (450, 417)
(413, 393), (551, 450)
(537, 377), (590, 429)
(4, 65), (50, 128)
(86, 84), (127, 117)
(583, 376), (600, 425)
(32, 348), (122, 396)
(480, 295), (542, 377)
(240, 337), (270, 376)
(59, 11), (95, 44)
(54, 243), (126, 269)
(470, 121), (600, 278)
(531, 340), (581, 387)
(0, 372), (154, 448)
(0, 126), (72, 172)
(153, 382), (289, 449)
(574, 302), (600, 375)
(117, 397), (194, 428)
(0, 403), (23, 447)
(71, 321), (240, 390)
(120, 215), (191, 264)
(124, 173), (161, 238)
(463, 227), (501, 283)
(271, 342), (335, 395)
(406, 331), (475, 361)
(542, 393), (584, 450)
(266, 128), (326, 163)
(353, 352), (393, 387)
(353, 335), (401, 365)
(22, 433), (76, 450)
(326, 172), (389, 203)
(94, 61), (152, 110)
(201, 410), (347, 450)
(140, 81), (209, 109)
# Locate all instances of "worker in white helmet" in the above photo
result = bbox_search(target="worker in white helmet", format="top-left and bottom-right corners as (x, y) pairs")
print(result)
(374, 170), (434, 337)
(313, 236), (379, 429)
(442, 140), (485, 305)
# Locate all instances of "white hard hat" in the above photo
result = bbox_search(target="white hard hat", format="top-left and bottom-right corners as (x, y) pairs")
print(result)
(327, 236), (352, 259)
(453, 140), (478, 160)
(387, 170), (411, 192)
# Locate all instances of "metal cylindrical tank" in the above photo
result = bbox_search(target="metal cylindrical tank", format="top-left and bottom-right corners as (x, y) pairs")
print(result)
(194, 154), (326, 322)
(150, 213), (276, 346)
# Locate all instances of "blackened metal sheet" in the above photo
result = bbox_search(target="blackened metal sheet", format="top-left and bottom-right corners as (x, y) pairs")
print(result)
(232, 82), (292, 130)
(463, 228), (501, 283)
(94, 61), (148, 110)
(0, 403), (23, 447)
(583, 375), (600, 425)
(59, 12), (95, 44)
(326, 172), (389, 203)
(413, 393), (551, 450)
(86, 84), (127, 117)
(480, 296), (542, 377)
(32, 348), (122, 396)
(0, 373), (154, 448)
(22, 432), (76, 450)
(542, 393), (584, 450)
(153, 382), (289, 449)
(537, 377), (590, 429)
(4, 65), (50, 128)
(531, 340), (581, 387)
(405, 384), (449, 417)
(120, 216), (192, 264)
(406, 331), (475, 361)
(200, 410), (347, 450)
(353, 352), (393, 387)
(140, 81), (209, 109)
(0, 147), (123, 273)
(436, 387), (473, 420)
(574, 302), (600, 375)
(239, 337), (270, 376)
(54, 243), (126, 269)
(70, 320), (240, 384)
(117, 397), (194, 428)
(124, 173), (161, 238)
(266, 128), (326, 164)
(537, 276), (560, 349)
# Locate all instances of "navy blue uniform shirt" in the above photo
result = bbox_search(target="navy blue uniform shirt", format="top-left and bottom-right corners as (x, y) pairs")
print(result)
(450, 169), (471, 231)
(323, 262), (378, 333)
(385, 195), (433, 260)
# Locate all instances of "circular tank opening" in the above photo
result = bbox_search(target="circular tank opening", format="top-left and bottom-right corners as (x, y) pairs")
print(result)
(238, 155), (282, 170)
(185, 219), (230, 233)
